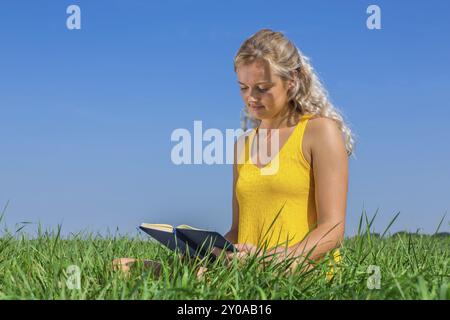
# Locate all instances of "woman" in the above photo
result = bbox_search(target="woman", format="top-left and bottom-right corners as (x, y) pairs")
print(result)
(223, 28), (354, 273)
(114, 28), (354, 278)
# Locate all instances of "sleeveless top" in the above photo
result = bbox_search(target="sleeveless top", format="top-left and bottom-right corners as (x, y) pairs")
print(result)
(236, 113), (316, 248)
(235, 113), (341, 271)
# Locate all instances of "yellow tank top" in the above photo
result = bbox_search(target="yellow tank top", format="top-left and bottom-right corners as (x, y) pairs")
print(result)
(235, 113), (341, 273)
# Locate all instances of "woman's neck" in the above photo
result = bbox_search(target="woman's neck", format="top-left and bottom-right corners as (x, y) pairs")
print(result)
(258, 106), (301, 130)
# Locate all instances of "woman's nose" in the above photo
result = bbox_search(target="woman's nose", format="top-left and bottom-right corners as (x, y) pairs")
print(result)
(248, 96), (257, 103)
(245, 88), (260, 102)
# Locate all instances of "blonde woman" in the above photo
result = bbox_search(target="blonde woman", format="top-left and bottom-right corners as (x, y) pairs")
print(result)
(222, 28), (354, 275)
(114, 28), (354, 278)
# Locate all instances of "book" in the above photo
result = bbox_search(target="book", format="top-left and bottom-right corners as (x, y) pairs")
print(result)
(139, 223), (238, 261)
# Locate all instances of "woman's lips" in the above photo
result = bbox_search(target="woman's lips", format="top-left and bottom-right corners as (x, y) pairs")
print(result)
(249, 105), (264, 110)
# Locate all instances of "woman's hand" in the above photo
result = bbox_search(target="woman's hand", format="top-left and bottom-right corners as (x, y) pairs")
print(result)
(225, 243), (261, 265)
(209, 244), (257, 260)
(214, 243), (279, 270)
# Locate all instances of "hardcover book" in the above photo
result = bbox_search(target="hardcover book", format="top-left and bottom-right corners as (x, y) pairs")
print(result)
(139, 223), (237, 261)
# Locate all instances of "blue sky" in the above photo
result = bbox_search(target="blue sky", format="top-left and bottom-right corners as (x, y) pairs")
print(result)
(0, 0), (449, 238)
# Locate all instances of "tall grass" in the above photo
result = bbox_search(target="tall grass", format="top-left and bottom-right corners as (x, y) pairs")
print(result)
(0, 206), (448, 299)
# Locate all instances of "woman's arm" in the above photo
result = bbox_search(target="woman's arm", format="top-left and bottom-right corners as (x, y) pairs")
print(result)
(267, 118), (348, 265)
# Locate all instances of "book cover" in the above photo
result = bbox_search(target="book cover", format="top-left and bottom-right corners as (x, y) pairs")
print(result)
(139, 223), (237, 260)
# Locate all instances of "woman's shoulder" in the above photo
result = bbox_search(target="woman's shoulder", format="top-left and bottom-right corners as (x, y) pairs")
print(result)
(234, 128), (255, 164)
(306, 115), (341, 132)
(234, 128), (255, 148)
(303, 115), (344, 162)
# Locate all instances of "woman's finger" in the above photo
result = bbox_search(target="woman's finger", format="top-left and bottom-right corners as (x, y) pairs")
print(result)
(211, 247), (223, 257)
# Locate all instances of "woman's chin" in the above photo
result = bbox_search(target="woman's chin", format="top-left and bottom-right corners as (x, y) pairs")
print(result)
(249, 108), (267, 118)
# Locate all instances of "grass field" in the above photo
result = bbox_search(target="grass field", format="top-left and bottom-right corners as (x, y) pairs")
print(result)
(0, 212), (448, 300)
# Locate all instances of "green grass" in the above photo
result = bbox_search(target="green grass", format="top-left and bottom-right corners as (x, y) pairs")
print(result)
(0, 211), (448, 300)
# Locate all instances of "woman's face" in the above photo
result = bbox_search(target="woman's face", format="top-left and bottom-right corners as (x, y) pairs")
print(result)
(236, 58), (292, 121)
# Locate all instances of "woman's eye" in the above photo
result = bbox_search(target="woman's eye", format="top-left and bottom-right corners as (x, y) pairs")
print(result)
(239, 87), (268, 92)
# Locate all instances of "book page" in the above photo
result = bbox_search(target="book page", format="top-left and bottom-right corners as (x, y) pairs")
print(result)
(140, 223), (174, 232)
(176, 224), (206, 231)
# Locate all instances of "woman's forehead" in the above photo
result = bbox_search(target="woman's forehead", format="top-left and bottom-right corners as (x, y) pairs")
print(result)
(236, 60), (279, 85)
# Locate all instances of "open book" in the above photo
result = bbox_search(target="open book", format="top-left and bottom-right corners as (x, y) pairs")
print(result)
(139, 223), (237, 260)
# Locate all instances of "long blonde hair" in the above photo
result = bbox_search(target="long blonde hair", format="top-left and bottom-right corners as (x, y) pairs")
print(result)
(234, 28), (356, 157)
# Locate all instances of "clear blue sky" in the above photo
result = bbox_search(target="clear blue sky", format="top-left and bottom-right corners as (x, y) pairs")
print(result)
(1, 0), (449, 237)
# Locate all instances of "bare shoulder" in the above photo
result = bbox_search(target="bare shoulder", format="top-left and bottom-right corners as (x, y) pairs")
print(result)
(308, 116), (342, 135)
(303, 116), (345, 166)
(235, 130), (250, 147)
(234, 129), (254, 163)
(234, 129), (253, 151)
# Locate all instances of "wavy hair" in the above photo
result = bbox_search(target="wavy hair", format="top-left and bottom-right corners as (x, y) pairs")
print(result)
(234, 28), (356, 157)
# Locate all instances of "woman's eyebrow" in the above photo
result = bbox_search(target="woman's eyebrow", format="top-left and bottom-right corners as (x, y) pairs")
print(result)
(238, 81), (273, 85)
